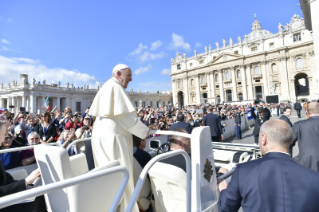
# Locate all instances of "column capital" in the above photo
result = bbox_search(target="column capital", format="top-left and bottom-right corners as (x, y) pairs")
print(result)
(239, 64), (245, 69)
(260, 60), (268, 65)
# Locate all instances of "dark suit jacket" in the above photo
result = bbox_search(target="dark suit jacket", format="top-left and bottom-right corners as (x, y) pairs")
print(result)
(263, 107), (271, 121)
(218, 152), (319, 212)
(0, 161), (25, 197)
(294, 102), (302, 110)
(161, 153), (186, 172)
(291, 116), (319, 171)
(203, 113), (223, 137)
(34, 123), (57, 142)
(279, 115), (292, 127)
(169, 121), (192, 134)
(133, 148), (152, 169)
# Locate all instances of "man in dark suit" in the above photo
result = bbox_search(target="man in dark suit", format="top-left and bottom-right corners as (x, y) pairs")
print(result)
(169, 113), (192, 134)
(132, 135), (151, 168)
(251, 106), (269, 144)
(279, 107), (292, 127)
(294, 101), (302, 118)
(291, 102), (319, 171)
(218, 119), (319, 212)
(203, 107), (223, 142)
(233, 108), (242, 140)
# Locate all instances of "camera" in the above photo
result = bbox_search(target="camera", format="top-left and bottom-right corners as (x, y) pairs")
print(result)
(83, 126), (89, 130)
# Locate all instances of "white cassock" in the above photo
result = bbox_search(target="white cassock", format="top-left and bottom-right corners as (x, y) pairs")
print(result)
(89, 77), (149, 212)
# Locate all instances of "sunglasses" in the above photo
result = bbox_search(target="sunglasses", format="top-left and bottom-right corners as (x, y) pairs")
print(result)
(4, 137), (12, 140)
(30, 137), (40, 140)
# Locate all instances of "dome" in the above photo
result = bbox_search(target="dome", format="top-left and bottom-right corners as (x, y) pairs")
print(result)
(243, 15), (272, 42)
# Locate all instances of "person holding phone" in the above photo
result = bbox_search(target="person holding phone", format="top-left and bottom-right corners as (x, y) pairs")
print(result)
(34, 112), (56, 143)
(57, 130), (79, 156)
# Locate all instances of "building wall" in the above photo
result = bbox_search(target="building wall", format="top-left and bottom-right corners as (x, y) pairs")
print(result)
(0, 76), (172, 114)
(170, 15), (316, 105)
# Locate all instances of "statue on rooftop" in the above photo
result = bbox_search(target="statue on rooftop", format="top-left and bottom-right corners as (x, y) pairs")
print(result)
(205, 46), (207, 53)
(209, 44), (212, 52)
(7, 81), (10, 88)
(58, 81), (61, 87)
(0, 82), (3, 90)
(87, 85), (89, 89)
(278, 23), (283, 32)
(215, 42), (219, 49)
(194, 49), (197, 56)
(237, 36), (242, 43)
(33, 78), (36, 84)
(229, 38), (233, 46)
(71, 83), (74, 88)
(43, 79), (46, 85)
(66, 82), (69, 88)
(222, 39), (226, 48)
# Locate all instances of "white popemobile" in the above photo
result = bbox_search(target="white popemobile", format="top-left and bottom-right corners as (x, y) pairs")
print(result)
(0, 125), (260, 212)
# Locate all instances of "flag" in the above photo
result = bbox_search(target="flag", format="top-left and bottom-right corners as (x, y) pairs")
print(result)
(44, 96), (51, 111)
(0, 107), (5, 113)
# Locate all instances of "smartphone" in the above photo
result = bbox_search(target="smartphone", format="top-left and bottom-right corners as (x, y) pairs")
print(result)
(70, 128), (75, 134)
(20, 107), (26, 112)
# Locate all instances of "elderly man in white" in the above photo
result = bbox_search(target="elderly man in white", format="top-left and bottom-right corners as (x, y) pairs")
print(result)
(89, 64), (149, 212)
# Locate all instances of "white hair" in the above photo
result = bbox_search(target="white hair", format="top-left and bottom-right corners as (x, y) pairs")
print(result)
(28, 131), (40, 141)
(112, 64), (129, 76)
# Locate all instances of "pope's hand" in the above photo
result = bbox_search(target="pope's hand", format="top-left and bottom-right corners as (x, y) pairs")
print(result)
(218, 179), (228, 191)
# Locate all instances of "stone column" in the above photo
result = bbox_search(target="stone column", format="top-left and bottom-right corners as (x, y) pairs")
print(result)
(7, 97), (11, 110)
(261, 61), (269, 96)
(308, 77), (313, 97)
(26, 96), (29, 112)
(12, 97), (16, 113)
(240, 65), (247, 100)
(22, 95), (25, 108)
(195, 75), (201, 103)
(206, 73), (212, 101)
(42, 96), (46, 109)
(218, 70), (225, 102)
(245, 64), (253, 99)
(231, 67), (238, 101)
(290, 79), (296, 101)
(171, 80), (177, 105)
(56, 97), (61, 110)
(183, 77), (189, 105)
(279, 56), (290, 100)
(0, 97), (3, 108)
(209, 71), (216, 104)
(16, 97), (21, 113)
(30, 95), (34, 113)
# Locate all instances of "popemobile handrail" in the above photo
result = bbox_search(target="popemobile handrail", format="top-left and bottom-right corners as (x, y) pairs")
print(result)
(0, 143), (59, 154)
(0, 166), (129, 212)
(66, 137), (91, 151)
(149, 130), (192, 138)
(126, 149), (191, 212)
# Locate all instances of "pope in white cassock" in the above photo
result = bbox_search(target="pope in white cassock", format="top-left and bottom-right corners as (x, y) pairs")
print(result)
(89, 64), (149, 212)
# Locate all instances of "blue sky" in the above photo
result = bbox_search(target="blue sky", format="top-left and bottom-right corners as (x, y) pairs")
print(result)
(0, 0), (303, 91)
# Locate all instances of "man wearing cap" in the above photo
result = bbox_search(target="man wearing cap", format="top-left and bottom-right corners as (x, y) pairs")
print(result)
(89, 64), (149, 212)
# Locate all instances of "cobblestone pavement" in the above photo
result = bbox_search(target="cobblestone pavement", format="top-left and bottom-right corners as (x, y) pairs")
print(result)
(224, 109), (307, 157)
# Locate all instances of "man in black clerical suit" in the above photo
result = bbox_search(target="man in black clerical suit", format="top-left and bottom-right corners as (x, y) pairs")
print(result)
(279, 107), (292, 127)
(218, 119), (319, 212)
(203, 107), (223, 142)
(291, 102), (319, 171)
(132, 135), (151, 169)
(169, 113), (192, 134)
(294, 101), (302, 118)
(251, 106), (269, 144)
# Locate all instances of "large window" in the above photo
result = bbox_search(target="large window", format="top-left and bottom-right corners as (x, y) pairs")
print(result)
(237, 70), (241, 78)
(201, 75), (206, 84)
(177, 64), (181, 70)
(191, 79), (194, 86)
(178, 81), (182, 89)
(296, 58), (303, 69)
(251, 46), (257, 52)
(215, 74), (219, 82)
(254, 66), (260, 75)
(225, 71), (230, 80)
(293, 33), (301, 42)
(271, 63), (277, 73)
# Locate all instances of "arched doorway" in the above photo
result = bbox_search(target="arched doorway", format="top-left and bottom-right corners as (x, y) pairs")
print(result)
(238, 93), (243, 101)
(216, 95), (220, 104)
(177, 91), (184, 106)
(226, 90), (232, 102)
(295, 73), (309, 99)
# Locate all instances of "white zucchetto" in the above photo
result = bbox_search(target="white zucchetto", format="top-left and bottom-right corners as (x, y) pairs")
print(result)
(112, 64), (129, 74)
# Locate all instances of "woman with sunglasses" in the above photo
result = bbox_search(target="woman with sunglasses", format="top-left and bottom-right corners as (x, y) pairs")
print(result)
(35, 112), (56, 144)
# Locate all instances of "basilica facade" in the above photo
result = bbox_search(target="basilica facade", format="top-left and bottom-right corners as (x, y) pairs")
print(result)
(0, 74), (172, 114)
(170, 15), (317, 105)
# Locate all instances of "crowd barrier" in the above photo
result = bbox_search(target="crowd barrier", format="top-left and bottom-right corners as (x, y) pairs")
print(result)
(221, 114), (255, 140)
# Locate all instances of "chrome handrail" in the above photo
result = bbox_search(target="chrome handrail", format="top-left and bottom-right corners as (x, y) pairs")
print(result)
(126, 149), (191, 212)
(0, 143), (58, 154)
(66, 137), (91, 151)
(149, 130), (192, 138)
(0, 166), (129, 212)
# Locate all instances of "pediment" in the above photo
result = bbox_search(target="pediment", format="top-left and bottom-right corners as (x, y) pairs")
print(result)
(208, 52), (243, 65)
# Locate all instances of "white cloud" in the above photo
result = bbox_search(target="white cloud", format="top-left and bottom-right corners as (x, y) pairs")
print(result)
(168, 33), (191, 51)
(134, 64), (152, 75)
(150, 40), (162, 51)
(130, 43), (148, 56)
(1, 39), (10, 44)
(195, 42), (202, 48)
(160, 68), (171, 75)
(139, 51), (166, 62)
(139, 81), (172, 87)
(0, 55), (100, 88)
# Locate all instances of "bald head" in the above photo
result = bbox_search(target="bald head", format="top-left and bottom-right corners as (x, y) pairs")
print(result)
(259, 119), (292, 154)
(307, 102), (319, 115)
